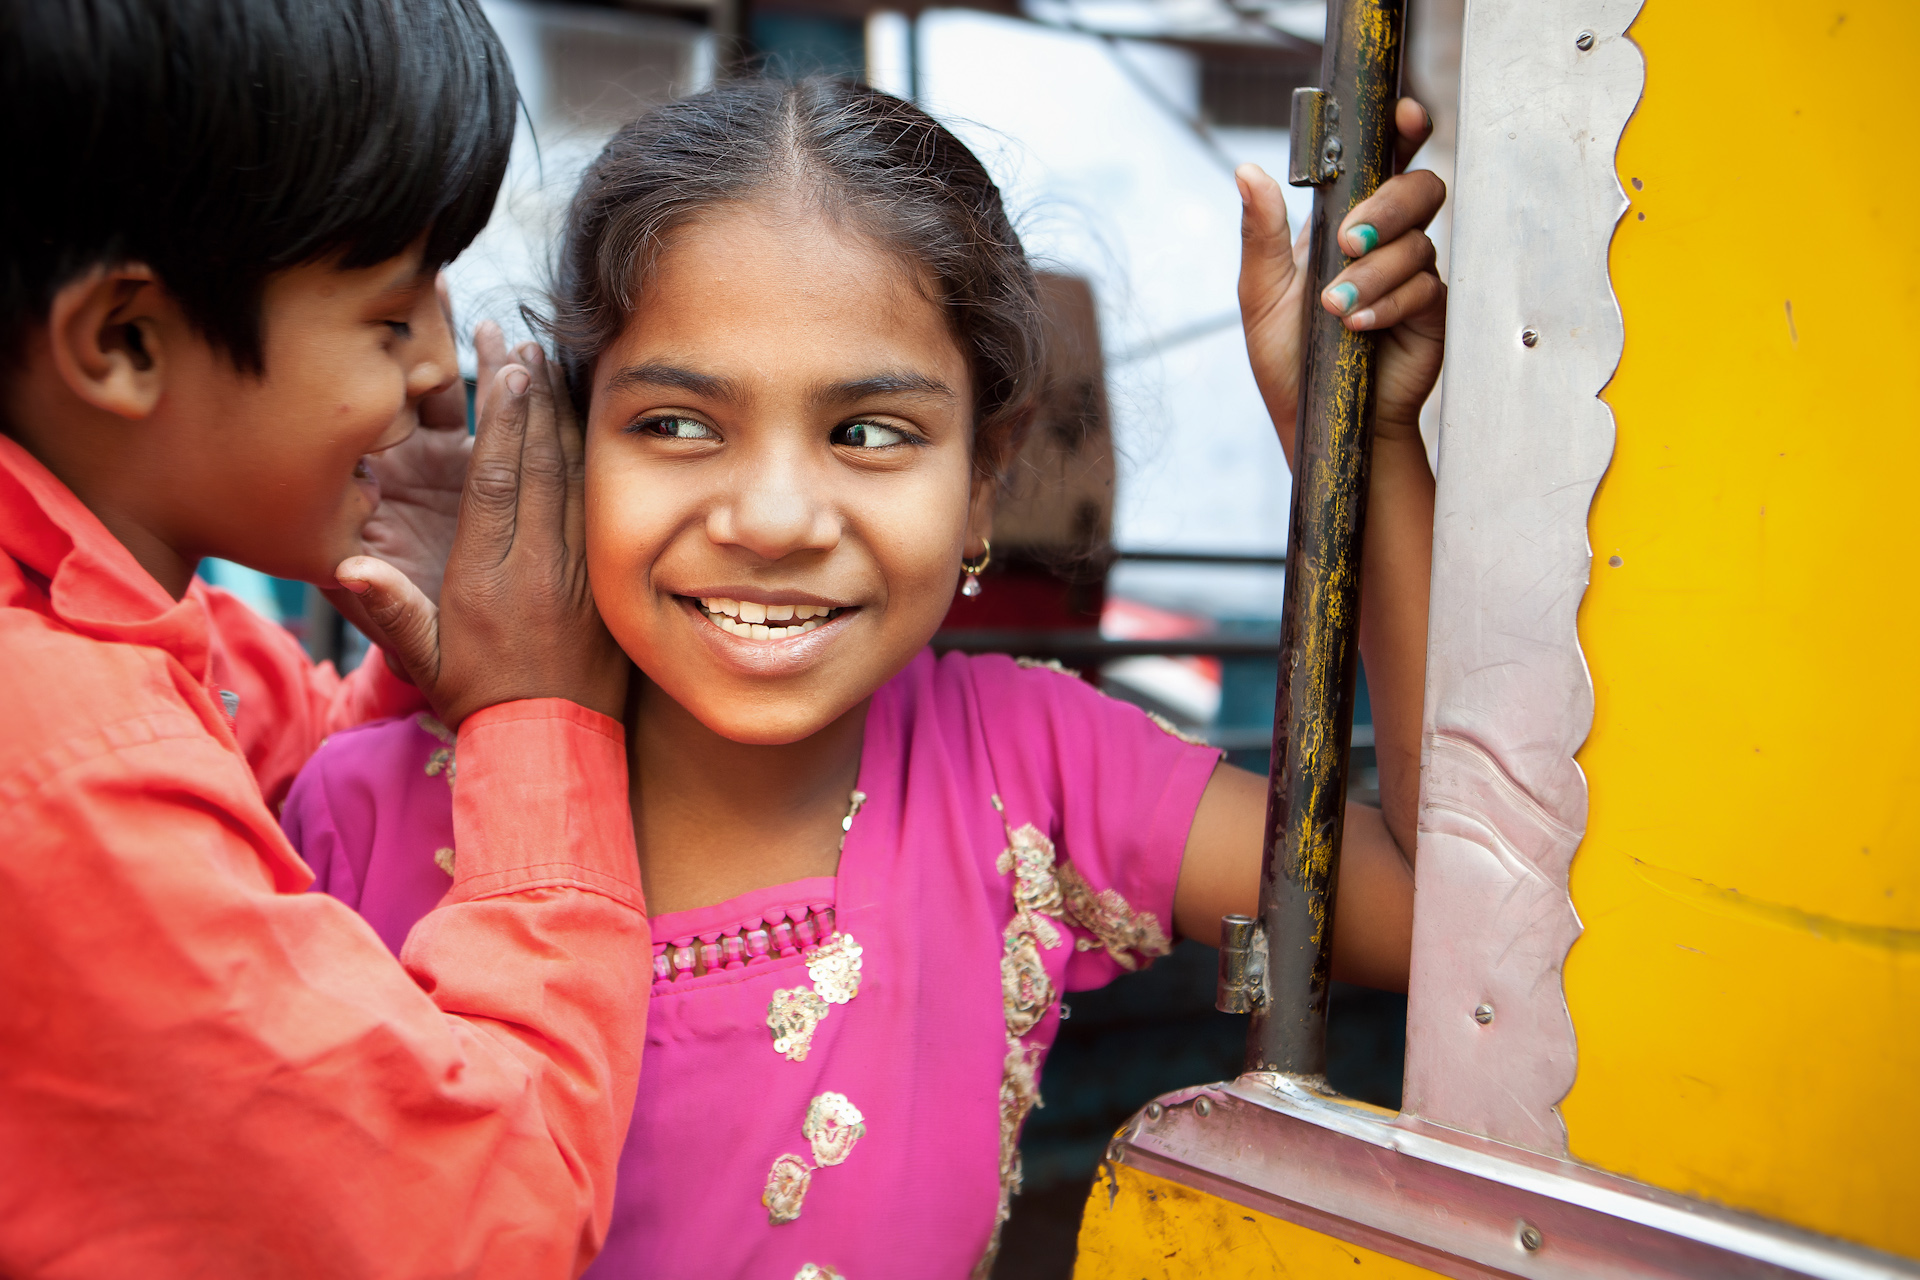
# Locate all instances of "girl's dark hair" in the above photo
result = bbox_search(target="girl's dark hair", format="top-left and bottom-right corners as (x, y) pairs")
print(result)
(1, 0), (515, 374)
(552, 77), (1044, 473)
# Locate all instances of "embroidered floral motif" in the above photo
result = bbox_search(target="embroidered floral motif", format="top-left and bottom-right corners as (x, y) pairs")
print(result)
(802, 1092), (867, 1167)
(768, 987), (830, 1062)
(763, 1153), (812, 1225)
(806, 933), (864, 1004)
(763, 1092), (867, 1224)
(433, 847), (456, 877)
(1000, 930), (1054, 1038)
(994, 824), (1064, 949)
(1058, 863), (1172, 971)
(417, 714), (457, 789)
(794, 1266), (845, 1280)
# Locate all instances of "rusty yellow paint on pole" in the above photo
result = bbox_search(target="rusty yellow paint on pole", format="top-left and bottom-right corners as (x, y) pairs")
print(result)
(1571, 0), (1920, 1257)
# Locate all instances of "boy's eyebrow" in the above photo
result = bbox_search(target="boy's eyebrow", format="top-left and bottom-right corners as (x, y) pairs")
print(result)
(604, 362), (740, 402)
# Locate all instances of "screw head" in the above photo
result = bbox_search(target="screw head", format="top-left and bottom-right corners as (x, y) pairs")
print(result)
(1195, 1097), (1213, 1118)
(1520, 328), (1540, 348)
(1473, 1002), (1495, 1025)
(1575, 30), (1595, 50)
(1519, 1222), (1544, 1251)
(1145, 1102), (1164, 1121)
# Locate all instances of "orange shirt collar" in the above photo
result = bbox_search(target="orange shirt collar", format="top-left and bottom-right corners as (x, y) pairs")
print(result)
(0, 432), (212, 680)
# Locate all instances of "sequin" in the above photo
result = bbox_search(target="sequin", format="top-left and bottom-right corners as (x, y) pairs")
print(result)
(806, 932), (864, 1005)
(768, 987), (830, 1062)
(1000, 929), (1055, 1038)
(762, 1153), (812, 1225)
(1058, 863), (1172, 970)
(802, 1092), (867, 1167)
(795, 1267), (845, 1280)
(433, 847), (455, 877)
(1013, 656), (1082, 679)
(417, 714), (457, 788)
(1145, 709), (1210, 746)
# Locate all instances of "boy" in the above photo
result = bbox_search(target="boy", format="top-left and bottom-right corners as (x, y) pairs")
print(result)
(0, 1), (647, 1275)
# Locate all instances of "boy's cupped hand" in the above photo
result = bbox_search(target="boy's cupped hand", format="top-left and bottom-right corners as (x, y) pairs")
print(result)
(1237, 96), (1448, 468)
(331, 337), (629, 727)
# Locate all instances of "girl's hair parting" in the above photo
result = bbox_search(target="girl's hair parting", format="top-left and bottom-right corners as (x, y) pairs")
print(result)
(551, 76), (1045, 474)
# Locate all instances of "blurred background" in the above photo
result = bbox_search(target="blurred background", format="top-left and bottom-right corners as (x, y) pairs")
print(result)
(202, 2), (1464, 1270)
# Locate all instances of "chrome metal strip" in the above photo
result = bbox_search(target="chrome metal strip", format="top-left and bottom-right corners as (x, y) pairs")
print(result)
(1403, 0), (1646, 1153)
(1107, 1081), (1920, 1280)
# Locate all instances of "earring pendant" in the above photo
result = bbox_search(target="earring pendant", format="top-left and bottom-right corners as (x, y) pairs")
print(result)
(958, 538), (992, 598)
(961, 574), (983, 598)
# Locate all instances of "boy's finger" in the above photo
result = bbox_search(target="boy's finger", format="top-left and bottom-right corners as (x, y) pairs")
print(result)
(1336, 169), (1446, 260)
(1321, 230), (1437, 320)
(511, 345), (570, 546)
(329, 557), (442, 692)
(1237, 163), (1296, 328)
(470, 321), (511, 426)
(1393, 97), (1433, 172)
(462, 363), (533, 559)
(545, 353), (589, 553)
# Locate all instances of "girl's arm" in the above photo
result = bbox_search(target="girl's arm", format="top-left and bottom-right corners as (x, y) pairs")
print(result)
(1171, 101), (1447, 992)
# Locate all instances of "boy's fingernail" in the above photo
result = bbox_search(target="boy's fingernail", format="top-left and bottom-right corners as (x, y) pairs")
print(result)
(337, 578), (370, 596)
(1326, 282), (1360, 315)
(505, 368), (530, 395)
(1350, 308), (1377, 329)
(1347, 224), (1379, 255)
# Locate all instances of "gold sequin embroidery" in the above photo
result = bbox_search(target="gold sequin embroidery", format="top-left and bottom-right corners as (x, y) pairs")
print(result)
(763, 1092), (867, 1225)
(1058, 863), (1173, 970)
(1014, 656), (1082, 679)
(1145, 709), (1210, 746)
(768, 987), (830, 1062)
(794, 1267), (845, 1280)
(417, 714), (457, 789)
(433, 847), (456, 877)
(807, 933), (864, 1004)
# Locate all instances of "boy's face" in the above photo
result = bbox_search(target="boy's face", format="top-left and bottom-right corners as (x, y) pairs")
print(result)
(584, 198), (985, 746)
(163, 250), (458, 583)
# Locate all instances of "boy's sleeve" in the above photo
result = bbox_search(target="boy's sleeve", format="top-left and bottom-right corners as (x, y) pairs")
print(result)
(0, 697), (648, 1280)
(198, 582), (425, 811)
(973, 656), (1224, 992)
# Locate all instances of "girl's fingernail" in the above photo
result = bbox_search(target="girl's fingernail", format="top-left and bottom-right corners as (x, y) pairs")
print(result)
(1348, 224), (1379, 255)
(1326, 282), (1360, 315)
(505, 368), (530, 395)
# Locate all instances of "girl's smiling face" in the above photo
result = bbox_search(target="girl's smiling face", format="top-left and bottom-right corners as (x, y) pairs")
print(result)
(584, 196), (986, 744)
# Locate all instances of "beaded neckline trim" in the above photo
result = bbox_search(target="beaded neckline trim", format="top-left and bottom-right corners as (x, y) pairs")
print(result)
(652, 901), (838, 993)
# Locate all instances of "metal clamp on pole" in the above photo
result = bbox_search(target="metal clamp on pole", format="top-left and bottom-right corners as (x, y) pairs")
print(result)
(1245, 0), (1405, 1082)
(1216, 914), (1269, 1014)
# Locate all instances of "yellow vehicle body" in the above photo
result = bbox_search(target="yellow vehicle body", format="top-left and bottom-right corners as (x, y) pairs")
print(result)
(1074, 1), (1920, 1274)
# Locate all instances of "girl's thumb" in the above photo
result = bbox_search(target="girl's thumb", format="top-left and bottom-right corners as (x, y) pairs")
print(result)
(328, 556), (441, 693)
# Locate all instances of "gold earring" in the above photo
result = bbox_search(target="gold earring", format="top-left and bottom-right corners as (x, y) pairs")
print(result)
(959, 539), (992, 598)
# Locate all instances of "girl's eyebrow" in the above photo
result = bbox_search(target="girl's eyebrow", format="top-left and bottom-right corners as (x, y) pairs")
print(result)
(604, 362), (956, 408)
(604, 361), (739, 401)
(813, 372), (956, 407)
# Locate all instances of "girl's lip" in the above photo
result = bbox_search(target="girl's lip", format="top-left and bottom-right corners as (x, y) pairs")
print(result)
(677, 594), (859, 678)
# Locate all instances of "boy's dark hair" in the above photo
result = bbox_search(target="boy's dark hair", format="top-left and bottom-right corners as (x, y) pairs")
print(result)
(551, 77), (1044, 474)
(1, 0), (516, 374)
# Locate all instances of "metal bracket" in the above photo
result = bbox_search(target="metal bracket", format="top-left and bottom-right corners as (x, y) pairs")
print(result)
(1216, 914), (1269, 1013)
(1288, 87), (1344, 186)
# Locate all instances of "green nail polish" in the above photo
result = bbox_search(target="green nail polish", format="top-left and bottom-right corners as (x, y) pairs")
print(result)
(1327, 282), (1359, 314)
(1348, 223), (1379, 254)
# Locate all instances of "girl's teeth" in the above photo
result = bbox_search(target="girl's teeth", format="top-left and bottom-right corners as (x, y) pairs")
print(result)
(697, 598), (836, 638)
(766, 603), (794, 621)
(739, 600), (766, 624)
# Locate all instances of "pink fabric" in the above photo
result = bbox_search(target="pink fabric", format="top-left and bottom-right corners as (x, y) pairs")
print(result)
(285, 649), (1221, 1278)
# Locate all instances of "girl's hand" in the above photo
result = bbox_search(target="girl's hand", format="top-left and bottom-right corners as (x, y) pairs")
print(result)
(1237, 98), (1448, 463)
(332, 346), (629, 726)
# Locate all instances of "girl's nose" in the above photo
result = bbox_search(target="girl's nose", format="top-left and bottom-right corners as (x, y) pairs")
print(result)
(708, 465), (842, 563)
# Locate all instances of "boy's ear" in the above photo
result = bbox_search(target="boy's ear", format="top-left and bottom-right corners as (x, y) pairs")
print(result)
(47, 265), (171, 420)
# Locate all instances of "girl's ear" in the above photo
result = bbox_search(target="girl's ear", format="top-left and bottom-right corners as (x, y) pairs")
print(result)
(965, 464), (999, 556)
(47, 265), (170, 420)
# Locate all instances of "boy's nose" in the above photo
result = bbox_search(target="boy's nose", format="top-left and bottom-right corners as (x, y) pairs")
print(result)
(405, 274), (460, 401)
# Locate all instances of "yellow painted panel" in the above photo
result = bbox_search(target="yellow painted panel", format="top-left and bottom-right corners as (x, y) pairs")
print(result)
(1569, 0), (1920, 1258)
(1072, 1162), (1445, 1279)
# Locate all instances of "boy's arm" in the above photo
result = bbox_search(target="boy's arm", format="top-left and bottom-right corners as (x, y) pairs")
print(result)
(0, 696), (644, 1278)
(1170, 102), (1445, 991)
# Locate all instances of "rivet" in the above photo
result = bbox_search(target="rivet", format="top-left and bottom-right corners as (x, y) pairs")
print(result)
(1608, 555), (1623, 567)
(1520, 328), (1540, 348)
(1519, 1222), (1544, 1251)
(1145, 1102), (1164, 1121)
(1195, 1097), (1213, 1118)
(1575, 30), (1594, 50)
(1473, 1002), (1495, 1025)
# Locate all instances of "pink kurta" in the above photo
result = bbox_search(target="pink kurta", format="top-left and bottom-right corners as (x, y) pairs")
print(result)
(284, 649), (1221, 1279)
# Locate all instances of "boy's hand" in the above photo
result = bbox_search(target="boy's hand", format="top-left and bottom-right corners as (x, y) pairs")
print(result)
(1238, 98), (1448, 464)
(332, 347), (629, 726)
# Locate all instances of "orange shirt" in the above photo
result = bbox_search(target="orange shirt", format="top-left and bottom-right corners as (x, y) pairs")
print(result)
(0, 435), (649, 1279)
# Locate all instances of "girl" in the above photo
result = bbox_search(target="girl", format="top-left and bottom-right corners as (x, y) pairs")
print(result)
(286, 77), (1447, 1278)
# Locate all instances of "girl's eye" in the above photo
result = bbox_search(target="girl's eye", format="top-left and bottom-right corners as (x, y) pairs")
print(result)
(633, 415), (720, 441)
(833, 420), (914, 449)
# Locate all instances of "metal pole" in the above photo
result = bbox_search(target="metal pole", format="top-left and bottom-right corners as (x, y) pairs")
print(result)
(1239, 0), (1406, 1080)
